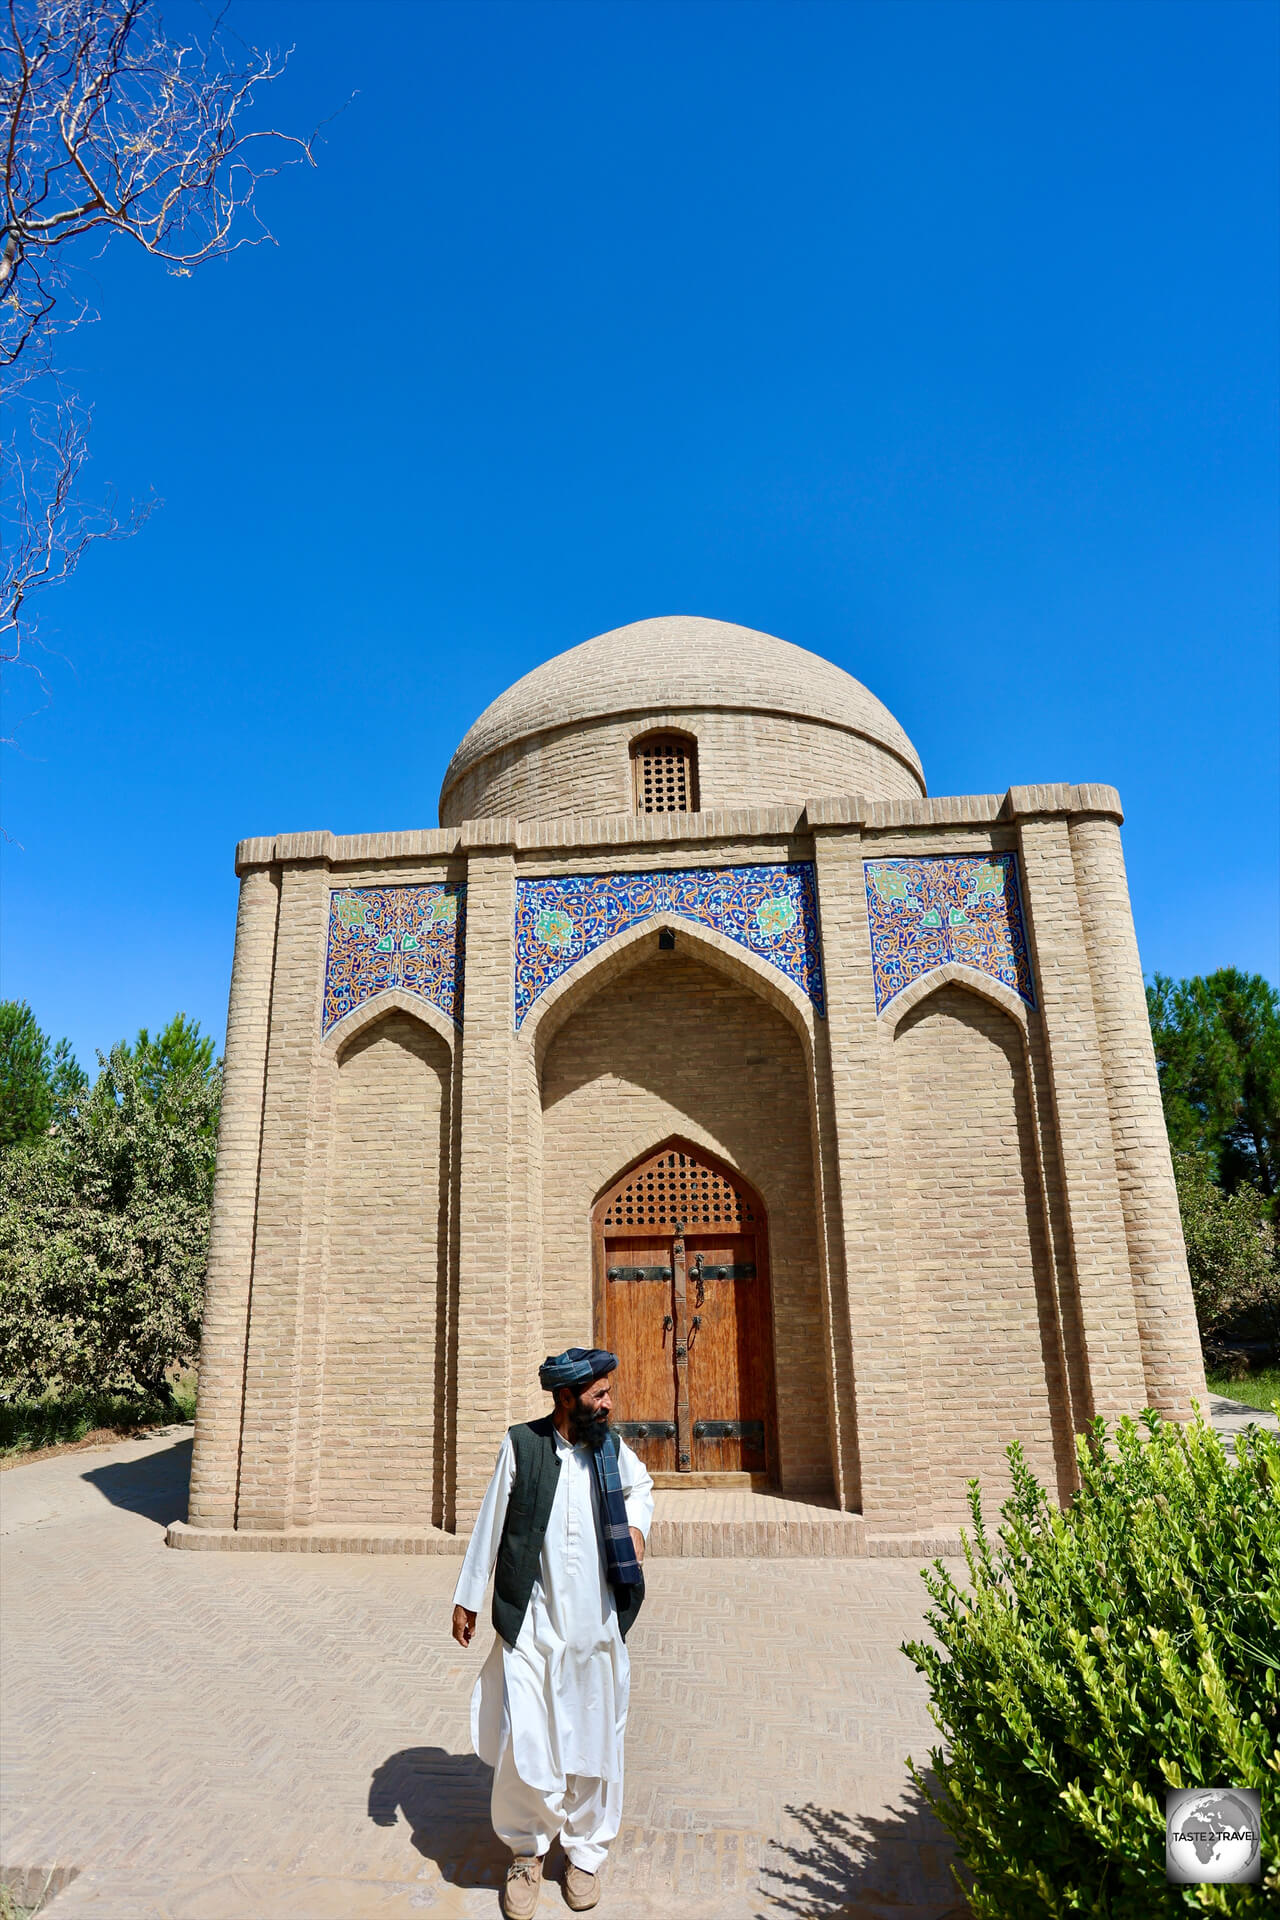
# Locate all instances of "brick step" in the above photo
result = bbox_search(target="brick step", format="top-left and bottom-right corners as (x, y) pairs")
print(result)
(168, 1508), (963, 1558)
(647, 1514), (867, 1556)
(165, 1521), (463, 1555)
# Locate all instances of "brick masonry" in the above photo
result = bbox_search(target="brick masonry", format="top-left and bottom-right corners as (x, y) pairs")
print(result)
(186, 624), (1205, 1548)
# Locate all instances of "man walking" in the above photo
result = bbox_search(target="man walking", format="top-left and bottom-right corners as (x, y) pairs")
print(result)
(452, 1348), (655, 1917)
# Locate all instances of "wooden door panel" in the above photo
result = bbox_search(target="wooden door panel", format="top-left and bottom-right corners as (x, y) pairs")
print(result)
(686, 1233), (771, 1473)
(600, 1233), (677, 1473)
(593, 1142), (778, 1483)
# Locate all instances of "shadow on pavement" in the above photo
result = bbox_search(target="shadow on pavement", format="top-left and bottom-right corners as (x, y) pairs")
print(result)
(81, 1435), (191, 1526)
(370, 1746), (510, 1889)
(757, 1792), (970, 1919)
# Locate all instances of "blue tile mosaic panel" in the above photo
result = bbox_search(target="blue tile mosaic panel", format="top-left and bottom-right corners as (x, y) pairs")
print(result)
(514, 863), (825, 1028)
(864, 854), (1035, 1014)
(323, 884), (466, 1034)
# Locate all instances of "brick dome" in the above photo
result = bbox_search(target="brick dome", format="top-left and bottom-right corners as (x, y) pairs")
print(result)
(439, 615), (925, 825)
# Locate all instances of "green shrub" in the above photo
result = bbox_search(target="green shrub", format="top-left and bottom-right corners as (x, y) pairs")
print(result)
(0, 1385), (187, 1455)
(903, 1411), (1279, 1915)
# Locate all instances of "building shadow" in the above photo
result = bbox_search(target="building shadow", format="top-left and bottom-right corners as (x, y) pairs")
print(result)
(80, 1434), (191, 1526)
(369, 1746), (513, 1889)
(756, 1791), (971, 1920)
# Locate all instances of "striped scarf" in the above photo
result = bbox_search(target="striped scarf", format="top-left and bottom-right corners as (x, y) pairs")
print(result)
(592, 1431), (643, 1588)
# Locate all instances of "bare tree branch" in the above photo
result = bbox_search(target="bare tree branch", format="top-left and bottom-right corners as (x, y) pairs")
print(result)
(1, 386), (156, 742)
(2, 0), (313, 367)
(1, 0), (315, 729)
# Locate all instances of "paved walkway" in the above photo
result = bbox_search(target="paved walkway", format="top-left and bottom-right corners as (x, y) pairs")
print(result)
(2, 1430), (963, 1920)
(1201, 1390), (1280, 1442)
(3, 1395), (1271, 1920)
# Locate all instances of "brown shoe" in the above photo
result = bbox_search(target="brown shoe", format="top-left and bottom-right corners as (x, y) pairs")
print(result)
(563, 1863), (600, 1911)
(501, 1853), (544, 1919)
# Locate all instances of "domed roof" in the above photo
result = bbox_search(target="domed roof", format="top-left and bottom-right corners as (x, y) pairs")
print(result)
(441, 615), (924, 800)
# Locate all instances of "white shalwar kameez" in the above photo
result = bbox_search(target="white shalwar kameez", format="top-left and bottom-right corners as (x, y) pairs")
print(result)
(452, 1427), (655, 1872)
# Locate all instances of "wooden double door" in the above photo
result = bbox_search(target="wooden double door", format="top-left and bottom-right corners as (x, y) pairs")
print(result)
(593, 1142), (777, 1478)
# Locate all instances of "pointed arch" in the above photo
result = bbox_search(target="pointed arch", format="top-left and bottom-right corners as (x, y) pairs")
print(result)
(322, 987), (457, 1062)
(591, 1132), (766, 1229)
(521, 914), (816, 1071)
(877, 961), (1030, 1036)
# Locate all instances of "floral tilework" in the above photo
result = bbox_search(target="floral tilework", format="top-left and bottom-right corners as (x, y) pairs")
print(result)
(864, 854), (1035, 1014)
(323, 885), (466, 1034)
(514, 863), (825, 1028)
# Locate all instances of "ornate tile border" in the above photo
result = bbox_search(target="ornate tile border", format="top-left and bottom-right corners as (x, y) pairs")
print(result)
(864, 854), (1035, 1014)
(514, 863), (825, 1028)
(323, 884), (466, 1035)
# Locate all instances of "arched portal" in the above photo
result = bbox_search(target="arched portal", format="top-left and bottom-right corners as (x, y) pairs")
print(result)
(592, 1141), (778, 1480)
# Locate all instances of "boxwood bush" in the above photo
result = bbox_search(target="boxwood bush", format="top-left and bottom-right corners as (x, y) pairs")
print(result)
(903, 1410), (1279, 1915)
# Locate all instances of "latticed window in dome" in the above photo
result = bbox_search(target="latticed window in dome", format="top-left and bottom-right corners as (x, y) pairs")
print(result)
(631, 732), (699, 814)
(602, 1147), (756, 1231)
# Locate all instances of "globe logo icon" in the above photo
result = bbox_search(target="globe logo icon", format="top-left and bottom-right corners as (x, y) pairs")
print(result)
(1166, 1788), (1261, 1884)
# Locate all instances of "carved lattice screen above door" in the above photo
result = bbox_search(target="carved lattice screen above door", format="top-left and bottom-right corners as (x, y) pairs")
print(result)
(600, 1146), (758, 1231)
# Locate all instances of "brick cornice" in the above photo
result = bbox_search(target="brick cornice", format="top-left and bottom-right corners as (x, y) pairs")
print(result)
(235, 782), (1125, 875)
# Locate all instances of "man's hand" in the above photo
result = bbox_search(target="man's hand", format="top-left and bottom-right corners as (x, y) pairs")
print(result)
(629, 1527), (645, 1565)
(452, 1605), (476, 1647)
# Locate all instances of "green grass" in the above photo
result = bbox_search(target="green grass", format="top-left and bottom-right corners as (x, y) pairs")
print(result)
(1204, 1365), (1280, 1412)
(0, 1373), (196, 1456)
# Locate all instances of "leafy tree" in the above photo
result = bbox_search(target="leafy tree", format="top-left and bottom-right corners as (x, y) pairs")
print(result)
(0, 1026), (221, 1400)
(122, 1012), (219, 1117)
(1147, 969), (1280, 1197)
(0, 998), (87, 1149)
(1173, 1149), (1278, 1351)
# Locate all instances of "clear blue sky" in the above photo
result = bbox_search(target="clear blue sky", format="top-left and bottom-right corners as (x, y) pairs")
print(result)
(3, 0), (1277, 1074)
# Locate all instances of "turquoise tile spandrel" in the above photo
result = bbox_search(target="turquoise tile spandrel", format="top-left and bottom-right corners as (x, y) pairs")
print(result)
(323, 884), (466, 1033)
(864, 854), (1035, 1014)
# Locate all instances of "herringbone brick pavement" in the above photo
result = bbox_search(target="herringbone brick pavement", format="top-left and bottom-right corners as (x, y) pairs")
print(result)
(2, 1432), (964, 1919)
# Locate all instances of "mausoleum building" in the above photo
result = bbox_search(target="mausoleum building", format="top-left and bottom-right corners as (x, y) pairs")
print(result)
(180, 616), (1205, 1555)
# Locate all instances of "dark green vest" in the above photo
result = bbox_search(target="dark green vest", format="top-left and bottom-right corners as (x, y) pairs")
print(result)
(492, 1415), (646, 1647)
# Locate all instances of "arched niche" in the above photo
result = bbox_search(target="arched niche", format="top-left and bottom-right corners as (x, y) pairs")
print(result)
(888, 979), (1071, 1519)
(318, 1003), (453, 1528)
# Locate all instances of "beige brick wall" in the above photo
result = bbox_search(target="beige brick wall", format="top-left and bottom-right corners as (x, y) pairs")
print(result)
(1069, 816), (1206, 1415)
(810, 828), (914, 1525)
(442, 708), (925, 825)
(888, 985), (1066, 1522)
(316, 1012), (452, 1525)
(187, 864), (280, 1528)
(233, 861), (331, 1530)
(452, 847), (520, 1528)
(1015, 814), (1149, 1422)
(537, 944), (833, 1495)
